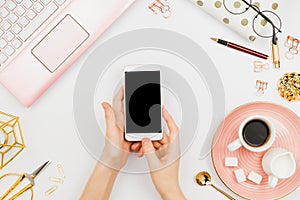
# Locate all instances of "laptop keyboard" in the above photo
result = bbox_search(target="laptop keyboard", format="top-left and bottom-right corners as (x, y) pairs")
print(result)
(0, 0), (68, 65)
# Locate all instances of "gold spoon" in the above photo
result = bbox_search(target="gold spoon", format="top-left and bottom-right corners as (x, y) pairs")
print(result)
(196, 171), (235, 200)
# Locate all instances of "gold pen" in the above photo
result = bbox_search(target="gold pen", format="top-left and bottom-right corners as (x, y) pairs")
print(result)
(272, 38), (280, 68)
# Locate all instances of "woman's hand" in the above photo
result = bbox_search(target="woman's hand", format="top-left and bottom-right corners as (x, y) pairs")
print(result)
(81, 87), (140, 200)
(100, 87), (138, 170)
(141, 107), (186, 200)
(82, 87), (185, 200)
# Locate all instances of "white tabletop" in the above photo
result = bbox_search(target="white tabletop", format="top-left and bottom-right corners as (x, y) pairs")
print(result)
(0, 1), (299, 199)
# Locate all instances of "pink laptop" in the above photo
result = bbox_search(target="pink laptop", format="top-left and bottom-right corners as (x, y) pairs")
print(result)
(0, 0), (136, 107)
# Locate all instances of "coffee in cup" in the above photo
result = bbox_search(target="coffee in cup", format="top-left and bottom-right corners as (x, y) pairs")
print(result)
(228, 115), (276, 152)
(242, 119), (270, 147)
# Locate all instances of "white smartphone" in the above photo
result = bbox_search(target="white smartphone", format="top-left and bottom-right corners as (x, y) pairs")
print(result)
(124, 65), (163, 141)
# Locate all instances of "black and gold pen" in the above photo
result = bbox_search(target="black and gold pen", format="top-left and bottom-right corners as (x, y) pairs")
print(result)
(211, 38), (269, 60)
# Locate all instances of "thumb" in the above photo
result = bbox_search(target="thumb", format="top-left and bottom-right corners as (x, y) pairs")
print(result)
(142, 138), (160, 169)
(102, 102), (116, 131)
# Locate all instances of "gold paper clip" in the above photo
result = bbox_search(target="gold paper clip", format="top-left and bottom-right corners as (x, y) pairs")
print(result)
(256, 80), (268, 96)
(49, 177), (64, 184)
(148, 0), (171, 19)
(57, 164), (66, 179)
(45, 164), (66, 197)
(285, 35), (299, 60)
(254, 61), (270, 72)
(45, 186), (58, 196)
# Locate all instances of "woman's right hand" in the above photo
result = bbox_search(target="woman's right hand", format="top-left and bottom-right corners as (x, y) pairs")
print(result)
(141, 107), (186, 200)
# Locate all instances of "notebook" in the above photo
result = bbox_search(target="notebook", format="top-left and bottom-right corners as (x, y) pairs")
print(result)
(189, 0), (281, 42)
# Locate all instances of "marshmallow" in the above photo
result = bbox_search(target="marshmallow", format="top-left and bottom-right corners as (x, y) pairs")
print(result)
(225, 157), (238, 167)
(248, 171), (262, 184)
(234, 169), (246, 183)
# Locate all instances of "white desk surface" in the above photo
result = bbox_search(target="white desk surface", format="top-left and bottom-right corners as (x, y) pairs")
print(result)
(0, 1), (299, 200)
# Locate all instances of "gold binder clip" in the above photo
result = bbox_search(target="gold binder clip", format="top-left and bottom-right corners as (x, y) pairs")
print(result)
(254, 61), (270, 72)
(284, 35), (294, 48)
(285, 35), (299, 60)
(149, 0), (171, 19)
(289, 38), (299, 55)
(256, 80), (268, 96)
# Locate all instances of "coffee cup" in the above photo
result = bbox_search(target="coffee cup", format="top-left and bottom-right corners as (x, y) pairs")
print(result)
(262, 148), (296, 188)
(227, 115), (275, 152)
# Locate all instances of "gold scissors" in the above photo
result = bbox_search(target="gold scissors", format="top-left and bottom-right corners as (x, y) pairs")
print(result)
(0, 161), (49, 200)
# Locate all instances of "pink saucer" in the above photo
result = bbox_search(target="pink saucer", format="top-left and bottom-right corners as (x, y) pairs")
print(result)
(212, 102), (300, 200)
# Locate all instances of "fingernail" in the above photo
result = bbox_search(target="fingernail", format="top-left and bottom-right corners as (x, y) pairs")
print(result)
(162, 107), (167, 116)
(138, 151), (143, 157)
(142, 138), (149, 145)
(102, 103), (109, 111)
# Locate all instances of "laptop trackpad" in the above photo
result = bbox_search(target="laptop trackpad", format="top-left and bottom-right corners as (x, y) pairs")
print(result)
(32, 15), (89, 73)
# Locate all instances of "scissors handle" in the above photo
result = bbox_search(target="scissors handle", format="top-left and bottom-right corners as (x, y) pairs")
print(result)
(0, 174), (25, 199)
(8, 183), (33, 200)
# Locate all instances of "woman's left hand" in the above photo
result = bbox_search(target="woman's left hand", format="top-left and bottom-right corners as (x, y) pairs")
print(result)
(100, 87), (139, 170)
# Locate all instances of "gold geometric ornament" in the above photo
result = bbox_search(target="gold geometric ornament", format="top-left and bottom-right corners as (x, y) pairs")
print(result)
(0, 111), (25, 170)
(278, 72), (300, 102)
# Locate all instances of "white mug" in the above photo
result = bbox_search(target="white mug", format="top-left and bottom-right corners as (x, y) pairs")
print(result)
(227, 115), (276, 152)
(262, 148), (296, 188)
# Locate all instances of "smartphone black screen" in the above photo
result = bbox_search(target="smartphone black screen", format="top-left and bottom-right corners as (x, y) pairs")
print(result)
(125, 71), (162, 133)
